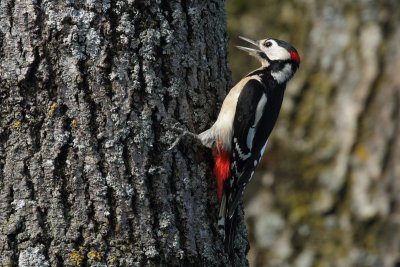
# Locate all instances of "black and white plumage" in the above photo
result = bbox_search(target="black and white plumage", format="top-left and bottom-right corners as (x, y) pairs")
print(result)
(198, 36), (300, 253)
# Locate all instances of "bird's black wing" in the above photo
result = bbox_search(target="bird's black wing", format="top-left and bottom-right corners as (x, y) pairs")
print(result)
(228, 76), (286, 214)
(228, 79), (268, 214)
(223, 78), (268, 252)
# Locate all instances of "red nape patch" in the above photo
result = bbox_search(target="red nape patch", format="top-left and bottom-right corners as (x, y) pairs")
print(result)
(290, 51), (300, 63)
(212, 146), (231, 202)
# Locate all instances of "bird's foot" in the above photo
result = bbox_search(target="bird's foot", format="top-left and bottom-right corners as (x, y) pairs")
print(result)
(168, 127), (199, 151)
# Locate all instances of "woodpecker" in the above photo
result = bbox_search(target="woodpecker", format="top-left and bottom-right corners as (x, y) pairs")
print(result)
(198, 36), (300, 252)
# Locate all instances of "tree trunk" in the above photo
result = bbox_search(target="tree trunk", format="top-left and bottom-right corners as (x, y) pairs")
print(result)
(227, 1), (400, 266)
(0, 1), (248, 266)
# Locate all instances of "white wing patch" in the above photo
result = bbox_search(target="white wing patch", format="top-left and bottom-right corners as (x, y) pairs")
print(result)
(248, 171), (255, 182)
(257, 141), (268, 163)
(234, 138), (250, 160)
(260, 141), (268, 155)
(254, 94), (267, 126)
(246, 93), (267, 151)
(246, 127), (256, 150)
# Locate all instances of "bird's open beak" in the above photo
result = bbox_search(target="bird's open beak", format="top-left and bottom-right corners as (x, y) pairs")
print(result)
(236, 36), (261, 55)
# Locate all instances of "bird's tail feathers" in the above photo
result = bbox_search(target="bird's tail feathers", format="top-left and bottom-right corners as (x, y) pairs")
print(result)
(218, 192), (238, 254)
(218, 193), (227, 237)
(224, 207), (237, 253)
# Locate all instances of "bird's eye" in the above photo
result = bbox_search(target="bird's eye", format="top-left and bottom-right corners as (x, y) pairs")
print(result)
(264, 41), (272, 47)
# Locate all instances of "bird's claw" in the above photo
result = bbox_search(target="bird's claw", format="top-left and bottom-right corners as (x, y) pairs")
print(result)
(168, 130), (199, 151)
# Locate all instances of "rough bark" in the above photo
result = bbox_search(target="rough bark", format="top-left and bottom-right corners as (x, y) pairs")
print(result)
(0, 0), (248, 266)
(227, 0), (400, 266)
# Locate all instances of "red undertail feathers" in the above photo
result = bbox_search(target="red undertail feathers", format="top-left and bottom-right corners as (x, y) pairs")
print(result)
(212, 145), (231, 202)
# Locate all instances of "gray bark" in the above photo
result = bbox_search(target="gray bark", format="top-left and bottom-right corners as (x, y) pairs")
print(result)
(0, 0), (248, 266)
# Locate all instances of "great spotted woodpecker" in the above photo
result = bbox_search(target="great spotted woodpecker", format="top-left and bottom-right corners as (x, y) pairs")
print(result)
(198, 36), (300, 252)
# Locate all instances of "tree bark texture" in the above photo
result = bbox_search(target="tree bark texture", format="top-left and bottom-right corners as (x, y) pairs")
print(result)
(227, 0), (400, 266)
(0, 1), (248, 266)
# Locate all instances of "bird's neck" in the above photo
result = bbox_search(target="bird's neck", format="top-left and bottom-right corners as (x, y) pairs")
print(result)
(269, 62), (294, 84)
(247, 64), (291, 88)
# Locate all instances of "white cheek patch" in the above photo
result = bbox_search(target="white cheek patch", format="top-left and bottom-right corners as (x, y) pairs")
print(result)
(268, 46), (291, 61)
(261, 40), (291, 61)
(271, 64), (293, 84)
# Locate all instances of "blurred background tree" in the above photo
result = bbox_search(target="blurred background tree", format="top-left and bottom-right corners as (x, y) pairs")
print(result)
(226, 0), (400, 266)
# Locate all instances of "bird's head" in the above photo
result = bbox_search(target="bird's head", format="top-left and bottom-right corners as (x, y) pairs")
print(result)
(236, 36), (300, 83)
